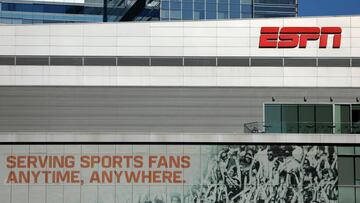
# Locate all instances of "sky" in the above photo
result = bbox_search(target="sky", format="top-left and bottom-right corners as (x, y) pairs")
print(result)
(299, 0), (360, 17)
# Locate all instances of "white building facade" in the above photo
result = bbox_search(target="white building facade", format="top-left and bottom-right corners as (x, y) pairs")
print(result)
(0, 16), (359, 203)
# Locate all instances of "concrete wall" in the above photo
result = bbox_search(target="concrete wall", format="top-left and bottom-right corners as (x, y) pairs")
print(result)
(0, 86), (358, 133)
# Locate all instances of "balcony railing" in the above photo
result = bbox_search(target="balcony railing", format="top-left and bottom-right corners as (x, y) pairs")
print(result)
(244, 121), (360, 134)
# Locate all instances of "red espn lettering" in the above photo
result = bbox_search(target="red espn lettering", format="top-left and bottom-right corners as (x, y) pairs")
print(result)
(259, 27), (342, 48)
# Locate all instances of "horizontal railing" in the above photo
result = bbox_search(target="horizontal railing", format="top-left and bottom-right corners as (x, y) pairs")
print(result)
(244, 121), (360, 134)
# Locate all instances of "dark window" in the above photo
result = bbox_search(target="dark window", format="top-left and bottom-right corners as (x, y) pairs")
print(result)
(217, 57), (249, 66)
(298, 104), (315, 133)
(338, 157), (354, 185)
(16, 56), (49, 65)
(264, 104), (334, 134)
(318, 58), (351, 67)
(251, 58), (283, 66)
(230, 4), (241, 18)
(281, 104), (298, 133)
(161, 1), (170, 9)
(352, 58), (360, 67)
(315, 104), (333, 133)
(284, 58), (317, 67)
(184, 57), (216, 66)
(265, 104), (281, 133)
(117, 57), (150, 66)
(352, 104), (360, 134)
(84, 57), (116, 66)
(151, 57), (183, 66)
(50, 56), (83, 66)
(356, 158), (360, 185)
(0, 56), (15, 65)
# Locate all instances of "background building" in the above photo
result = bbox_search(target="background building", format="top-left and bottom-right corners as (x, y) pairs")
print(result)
(0, 0), (297, 24)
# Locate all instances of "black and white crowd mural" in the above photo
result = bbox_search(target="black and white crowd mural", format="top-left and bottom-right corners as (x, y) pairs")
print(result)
(0, 144), (338, 203)
(188, 145), (338, 203)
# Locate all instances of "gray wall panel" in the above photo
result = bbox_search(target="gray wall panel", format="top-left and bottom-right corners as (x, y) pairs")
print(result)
(0, 87), (359, 133)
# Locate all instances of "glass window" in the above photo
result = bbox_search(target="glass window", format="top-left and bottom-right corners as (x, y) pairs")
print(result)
(151, 57), (183, 66)
(318, 58), (351, 67)
(339, 157), (355, 186)
(206, 8), (216, 19)
(161, 1), (170, 9)
(264, 104), (337, 134)
(281, 104), (298, 133)
(251, 58), (283, 66)
(170, 2), (181, 10)
(254, 6), (296, 13)
(338, 147), (355, 155)
(184, 58), (216, 66)
(254, 0), (295, 4)
(16, 56), (49, 65)
(0, 56), (15, 65)
(315, 105), (333, 133)
(265, 104), (281, 133)
(50, 57), (83, 66)
(284, 58), (317, 67)
(194, 10), (205, 19)
(298, 104), (315, 133)
(356, 158), (360, 185)
(357, 188), (360, 203)
(217, 11), (229, 19)
(353, 58), (360, 67)
(194, 2), (205, 10)
(339, 187), (355, 203)
(241, 4), (252, 14)
(170, 10), (181, 19)
(118, 57), (150, 66)
(182, 2), (193, 20)
(218, 3), (228, 11)
(352, 104), (360, 134)
(230, 4), (240, 18)
(335, 104), (351, 134)
(161, 10), (170, 19)
(217, 57), (249, 66)
(84, 57), (116, 66)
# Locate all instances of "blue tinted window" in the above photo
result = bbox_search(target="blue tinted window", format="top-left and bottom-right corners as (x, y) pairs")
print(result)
(217, 11), (228, 19)
(254, 0), (295, 4)
(161, 10), (170, 19)
(255, 6), (296, 12)
(206, 10), (216, 19)
(182, 1), (193, 19)
(161, 1), (170, 9)
(182, 9), (193, 19)
(230, 4), (240, 18)
(170, 10), (181, 19)
(218, 3), (228, 12)
(170, 2), (181, 10)
(182, 1), (193, 10)
(194, 1), (205, 10)
(0, 3), (105, 15)
(242, 12), (252, 18)
(241, 4), (252, 13)
(194, 10), (205, 19)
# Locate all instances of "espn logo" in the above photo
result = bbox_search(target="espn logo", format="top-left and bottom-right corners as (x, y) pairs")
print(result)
(259, 27), (342, 48)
